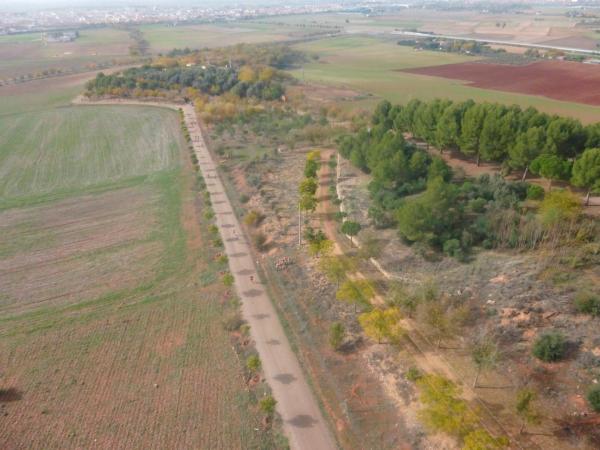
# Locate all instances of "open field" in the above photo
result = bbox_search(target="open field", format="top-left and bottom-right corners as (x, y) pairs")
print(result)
(140, 22), (295, 53)
(273, 8), (600, 50)
(404, 60), (600, 106)
(0, 97), (280, 447)
(0, 28), (133, 80)
(292, 35), (600, 123)
(0, 106), (180, 208)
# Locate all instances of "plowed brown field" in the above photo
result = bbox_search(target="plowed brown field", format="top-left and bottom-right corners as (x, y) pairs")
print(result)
(404, 60), (600, 106)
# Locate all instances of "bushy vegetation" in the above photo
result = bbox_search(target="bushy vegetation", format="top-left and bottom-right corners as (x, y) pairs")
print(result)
(415, 374), (509, 448)
(573, 291), (600, 316)
(338, 100), (598, 257)
(532, 331), (567, 362)
(587, 385), (600, 412)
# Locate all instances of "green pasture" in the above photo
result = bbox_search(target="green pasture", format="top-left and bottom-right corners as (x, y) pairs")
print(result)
(292, 35), (600, 123)
(0, 106), (181, 208)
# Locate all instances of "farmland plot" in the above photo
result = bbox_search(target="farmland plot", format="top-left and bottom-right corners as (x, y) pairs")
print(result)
(0, 106), (180, 208)
(0, 104), (279, 448)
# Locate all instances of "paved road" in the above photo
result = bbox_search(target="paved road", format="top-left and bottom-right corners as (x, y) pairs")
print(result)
(392, 30), (600, 55)
(181, 105), (338, 450)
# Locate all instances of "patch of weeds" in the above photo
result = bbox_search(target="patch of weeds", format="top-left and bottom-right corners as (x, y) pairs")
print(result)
(199, 270), (217, 287)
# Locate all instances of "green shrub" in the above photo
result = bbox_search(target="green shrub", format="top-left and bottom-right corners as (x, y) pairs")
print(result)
(405, 366), (422, 382)
(587, 385), (600, 412)
(532, 331), (566, 362)
(239, 194), (250, 204)
(329, 322), (345, 350)
(259, 395), (277, 416)
(574, 291), (600, 316)
(443, 239), (462, 258)
(222, 272), (234, 287)
(253, 232), (267, 251)
(222, 312), (244, 331)
(467, 198), (487, 213)
(526, 184), (545, 200)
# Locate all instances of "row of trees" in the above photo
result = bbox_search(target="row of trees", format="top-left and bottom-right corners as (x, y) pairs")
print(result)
(380, 98), (599, 198)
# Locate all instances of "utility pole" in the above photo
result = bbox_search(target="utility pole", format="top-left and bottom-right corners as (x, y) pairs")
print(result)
(298, 204), (302, 247)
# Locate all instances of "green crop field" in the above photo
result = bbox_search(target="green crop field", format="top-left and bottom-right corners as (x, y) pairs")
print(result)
(0, 106), (180, 208)
(292, 35), (600, 123)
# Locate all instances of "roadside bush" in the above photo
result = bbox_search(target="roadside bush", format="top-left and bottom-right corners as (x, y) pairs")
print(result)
(526, 184), (545, 200)
(222, 312), (244, 331)
(222, 272), (234, 287)
(587, 385), (600, 412)
(239, 194), (250, 204)
(253, 232), (267, 251)
(259, 395), (277, 416)
(246, 354), (261, 374)
(244, 210), (264, 227)
(532, 331), (567, 362)
(574, 291), (600, 316)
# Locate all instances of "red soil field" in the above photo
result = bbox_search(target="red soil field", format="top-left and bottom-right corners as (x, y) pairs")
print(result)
(404, 60), (600, 106)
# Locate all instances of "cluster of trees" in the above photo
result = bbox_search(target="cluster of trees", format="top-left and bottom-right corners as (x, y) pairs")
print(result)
(382, 98), (599, 198)
(85, 63), (285, 101)
(339, 100), (599, 257)
(398, 38), (494, 55)
(84, 44), (305, 102)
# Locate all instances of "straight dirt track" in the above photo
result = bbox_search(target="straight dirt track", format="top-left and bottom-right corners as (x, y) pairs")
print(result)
(76, 98), (338, 450)
(404, 60), (600, 106)
(183, 103), (337, 450)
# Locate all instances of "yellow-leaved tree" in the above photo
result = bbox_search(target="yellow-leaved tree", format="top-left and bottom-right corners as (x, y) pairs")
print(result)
(238, 65), (257, 83)
(358, 307), (404, 344)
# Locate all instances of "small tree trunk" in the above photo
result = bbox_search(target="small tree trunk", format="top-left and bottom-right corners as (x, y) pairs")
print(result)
(519, 422), (525, 435)
(585, 189), (590, 206)
(476, 153), (481, 167)
(548, 179), (552, 191)
(521, 165), (529, 181)
(437, 337), (442, 349)
(298, 207), (302, 247)
(473, 368), (480, 388)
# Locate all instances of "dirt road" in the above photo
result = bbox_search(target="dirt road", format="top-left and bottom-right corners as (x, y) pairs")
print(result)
(184, 104), (337, 450)
(74, 98), (337, 450)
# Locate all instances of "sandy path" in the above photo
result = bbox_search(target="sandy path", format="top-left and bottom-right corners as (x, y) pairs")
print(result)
(74, 98), (338, 450)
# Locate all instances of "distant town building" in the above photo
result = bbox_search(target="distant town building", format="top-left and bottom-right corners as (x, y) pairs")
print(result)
(43, 30), (79, 43)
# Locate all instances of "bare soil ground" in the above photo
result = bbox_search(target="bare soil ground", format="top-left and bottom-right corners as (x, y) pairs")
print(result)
(403, 60), (600, 106)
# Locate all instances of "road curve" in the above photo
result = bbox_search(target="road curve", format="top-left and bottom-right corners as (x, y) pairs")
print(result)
(185, 104), (338, 450)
